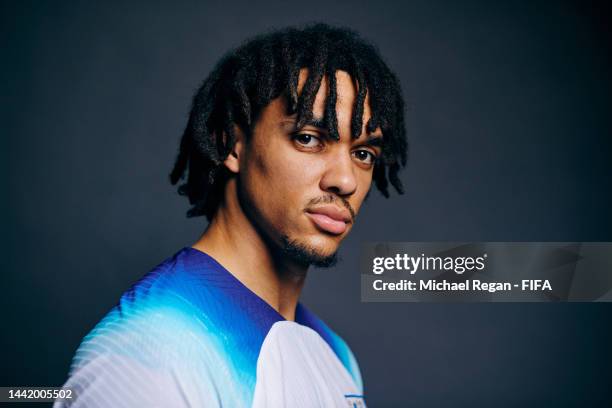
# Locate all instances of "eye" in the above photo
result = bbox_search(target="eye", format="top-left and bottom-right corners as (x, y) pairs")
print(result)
(352, 149), (377, 166)
(293, 133), (322, 149)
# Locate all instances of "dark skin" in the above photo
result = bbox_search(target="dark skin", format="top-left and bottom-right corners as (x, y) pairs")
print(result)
(193, 68), (383, 321)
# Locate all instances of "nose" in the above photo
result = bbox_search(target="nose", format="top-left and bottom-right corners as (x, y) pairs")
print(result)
(319, 150), (357, 196)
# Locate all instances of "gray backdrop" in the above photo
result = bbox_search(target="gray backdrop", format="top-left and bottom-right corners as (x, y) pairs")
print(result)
(2, 0), (611, 406)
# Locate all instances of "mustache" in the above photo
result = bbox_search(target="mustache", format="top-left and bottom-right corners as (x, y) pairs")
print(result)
(305, 195), (356, 222)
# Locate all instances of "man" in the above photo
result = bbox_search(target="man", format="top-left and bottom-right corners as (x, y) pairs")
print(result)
(56, 23), (407, 407)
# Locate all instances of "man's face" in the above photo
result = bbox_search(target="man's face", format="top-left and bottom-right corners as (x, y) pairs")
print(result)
(234, 68), (383, 267)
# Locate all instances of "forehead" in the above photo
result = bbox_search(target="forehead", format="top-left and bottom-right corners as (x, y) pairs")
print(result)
(296, 68), (375, 133)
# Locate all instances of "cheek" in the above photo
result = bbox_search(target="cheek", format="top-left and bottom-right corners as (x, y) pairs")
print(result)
(243, 143), (323, 220)
(256, 148), (315, 189)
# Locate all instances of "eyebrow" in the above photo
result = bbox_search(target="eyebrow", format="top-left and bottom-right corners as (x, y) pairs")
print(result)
(292, 115), (326, 131)
(288, 115), (384, 147)
(363, 135), (384, 147)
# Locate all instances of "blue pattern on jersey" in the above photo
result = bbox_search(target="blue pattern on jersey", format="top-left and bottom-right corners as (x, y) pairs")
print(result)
(66, 247), (362, 406)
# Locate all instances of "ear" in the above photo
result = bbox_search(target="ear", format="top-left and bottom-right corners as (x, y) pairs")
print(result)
(222, 124), (244, 174)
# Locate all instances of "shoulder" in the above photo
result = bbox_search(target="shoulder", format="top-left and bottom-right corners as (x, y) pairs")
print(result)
(58, 248), (250, 407)
(57, 298), (226, 407)
(70, 247), (240, 377)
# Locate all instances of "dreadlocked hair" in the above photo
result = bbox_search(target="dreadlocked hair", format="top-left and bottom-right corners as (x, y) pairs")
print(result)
(170, 23), (408, 220)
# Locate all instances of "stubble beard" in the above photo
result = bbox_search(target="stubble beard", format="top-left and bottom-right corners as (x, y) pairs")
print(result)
(279, 234), (339, 268)
(235, 181), (341, 269)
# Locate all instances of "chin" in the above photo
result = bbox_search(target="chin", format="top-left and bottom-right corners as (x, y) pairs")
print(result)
(278, 234), (340, 268)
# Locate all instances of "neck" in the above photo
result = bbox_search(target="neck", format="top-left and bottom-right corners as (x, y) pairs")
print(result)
(192, 178), (308, 321)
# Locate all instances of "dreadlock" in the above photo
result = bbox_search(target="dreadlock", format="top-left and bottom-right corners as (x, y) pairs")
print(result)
(170, 23), (408, 220)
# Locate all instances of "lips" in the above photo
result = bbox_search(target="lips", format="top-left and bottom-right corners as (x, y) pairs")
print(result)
(305, 205), (351, 235)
